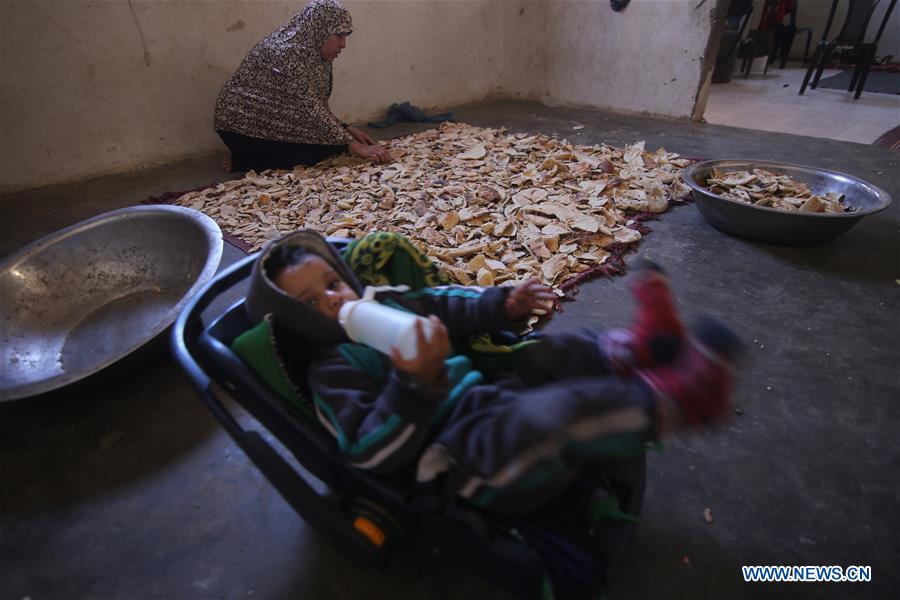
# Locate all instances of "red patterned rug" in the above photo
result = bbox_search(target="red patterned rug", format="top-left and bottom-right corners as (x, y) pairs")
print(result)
(874, 125), (900, 151)
(142, 188), (253, 253)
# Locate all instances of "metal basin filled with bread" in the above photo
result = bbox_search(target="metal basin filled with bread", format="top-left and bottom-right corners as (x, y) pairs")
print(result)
(681, 159), (891, 244)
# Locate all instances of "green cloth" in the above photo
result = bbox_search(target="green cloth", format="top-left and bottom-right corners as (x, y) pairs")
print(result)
(465, 332), (539, 376)
(342, 230), (451, 290)
(231, 316), (314, 420)
(590, 494), (639, 524)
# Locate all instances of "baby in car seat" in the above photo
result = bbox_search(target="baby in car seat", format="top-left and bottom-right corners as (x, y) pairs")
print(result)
(245, 230), (742, 517)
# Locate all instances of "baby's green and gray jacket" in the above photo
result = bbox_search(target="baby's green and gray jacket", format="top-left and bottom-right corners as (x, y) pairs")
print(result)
(245, 230), (514, 475)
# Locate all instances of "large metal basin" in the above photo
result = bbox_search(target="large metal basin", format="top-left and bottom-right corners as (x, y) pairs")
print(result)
(0, 205), (223, 401)
(681, 160), (892, 244)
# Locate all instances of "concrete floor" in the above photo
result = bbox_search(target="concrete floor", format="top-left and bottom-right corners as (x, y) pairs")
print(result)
(2, 101), (898, 600)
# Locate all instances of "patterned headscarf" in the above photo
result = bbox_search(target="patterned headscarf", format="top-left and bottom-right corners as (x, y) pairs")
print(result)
(269, 0), (353, 54)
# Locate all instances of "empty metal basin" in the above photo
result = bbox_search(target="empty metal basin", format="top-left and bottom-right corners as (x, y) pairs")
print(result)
(1, 205), (223, 401)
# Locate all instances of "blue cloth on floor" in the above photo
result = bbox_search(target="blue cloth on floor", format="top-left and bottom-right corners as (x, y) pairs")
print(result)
(367, 101), (454, 128)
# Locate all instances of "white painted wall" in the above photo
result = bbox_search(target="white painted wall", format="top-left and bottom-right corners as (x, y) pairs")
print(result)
(1, 0), (518, 193)
(2, 0), (268, 194)
(539, 0), (723, 118)
(497, 1), (551, 100)
(333, 1), (510, 123)
(1, 0), (721, 194)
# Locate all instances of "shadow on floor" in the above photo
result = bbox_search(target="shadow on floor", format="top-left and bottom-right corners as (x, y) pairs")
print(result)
(0, 351), (219, 517)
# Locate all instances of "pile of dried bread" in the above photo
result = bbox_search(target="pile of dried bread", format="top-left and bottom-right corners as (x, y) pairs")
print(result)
(178, 123), (693, 299)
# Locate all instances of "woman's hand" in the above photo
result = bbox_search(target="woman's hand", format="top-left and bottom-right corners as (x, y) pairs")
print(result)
(346, 125), (375, 145)
(347, 126), (393, 163)
(390, 316), (449, 387)
(349, 139), (393, 164)
(505, 278), (556, 322)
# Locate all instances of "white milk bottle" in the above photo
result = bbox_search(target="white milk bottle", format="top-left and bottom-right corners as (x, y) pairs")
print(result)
(338, 298), (434, 360)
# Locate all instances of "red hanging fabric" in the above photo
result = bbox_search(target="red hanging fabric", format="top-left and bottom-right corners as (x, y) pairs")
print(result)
(758, 0), (795, 29)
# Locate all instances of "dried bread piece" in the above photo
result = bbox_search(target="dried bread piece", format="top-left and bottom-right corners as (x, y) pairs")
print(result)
(703, 168), (853, 214)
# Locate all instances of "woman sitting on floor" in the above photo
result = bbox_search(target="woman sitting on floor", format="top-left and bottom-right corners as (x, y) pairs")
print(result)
(214, 0), (391, 172)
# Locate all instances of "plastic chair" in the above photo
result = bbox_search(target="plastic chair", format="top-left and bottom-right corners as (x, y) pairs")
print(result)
(769, 0), (815, 67)
(799, 0), (896, 99)
(713, 0), (755, 83)
(848, 0), (898, 97)
(739, 30), (776, 77)
(738, 0), (778, 77)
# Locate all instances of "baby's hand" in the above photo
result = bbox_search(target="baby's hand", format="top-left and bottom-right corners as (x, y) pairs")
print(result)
(390, 316), (449, 386)
(505, 278), (556, 322)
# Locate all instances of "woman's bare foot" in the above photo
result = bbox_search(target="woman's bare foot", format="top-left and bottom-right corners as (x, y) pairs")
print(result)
(222, 151), (232, 172)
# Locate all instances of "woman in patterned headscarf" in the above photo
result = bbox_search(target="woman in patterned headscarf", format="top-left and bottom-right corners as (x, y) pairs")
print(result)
(215, 0), (391, 172)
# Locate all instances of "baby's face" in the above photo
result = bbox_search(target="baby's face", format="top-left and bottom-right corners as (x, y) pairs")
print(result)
(274, 255), (359, 321)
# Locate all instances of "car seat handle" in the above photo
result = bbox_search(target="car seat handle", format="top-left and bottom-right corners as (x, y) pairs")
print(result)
(172, 254), (258, 396)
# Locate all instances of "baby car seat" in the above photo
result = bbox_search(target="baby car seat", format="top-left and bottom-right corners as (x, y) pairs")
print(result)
(172, 234), (647, 599)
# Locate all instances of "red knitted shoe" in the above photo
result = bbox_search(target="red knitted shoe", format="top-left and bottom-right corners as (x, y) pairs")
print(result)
(601, 260), (685, 374)
(628, 259), (685, 367)
(638, 316), (742, 431)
